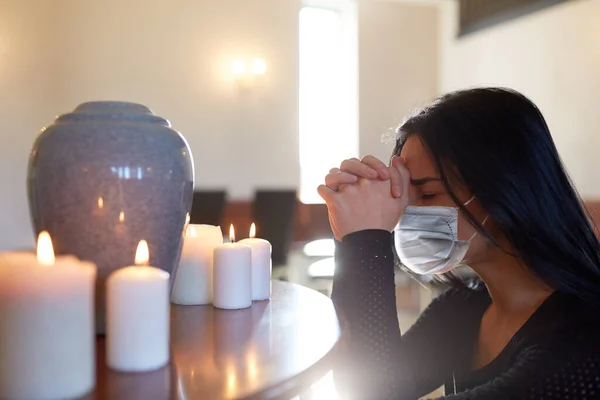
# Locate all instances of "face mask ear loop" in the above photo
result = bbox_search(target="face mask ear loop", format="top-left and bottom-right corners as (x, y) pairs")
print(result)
(468, 215), (489, 241)
(455, 196), (476, 211)
(463, 196), (476, 207)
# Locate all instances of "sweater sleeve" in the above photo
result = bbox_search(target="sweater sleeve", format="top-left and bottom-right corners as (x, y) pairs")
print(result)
(331, 230), (478, 400)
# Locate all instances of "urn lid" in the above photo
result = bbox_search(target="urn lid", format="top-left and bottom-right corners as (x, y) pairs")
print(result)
(55, 101), (170, 126)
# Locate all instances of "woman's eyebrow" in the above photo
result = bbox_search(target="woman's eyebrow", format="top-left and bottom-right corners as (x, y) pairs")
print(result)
(410, 177), (442, 186)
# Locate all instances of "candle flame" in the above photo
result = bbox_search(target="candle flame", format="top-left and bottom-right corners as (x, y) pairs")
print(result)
(119, 211), (125, 223)
(229, 224), (236, 243)
(188, 225), (197, 238)
(185, 212), (190, 226)
(37, 231), (55, 265)
(135, 240), (150, 265)
(249, 223), (256, 239)
(98, 197), (104, 209)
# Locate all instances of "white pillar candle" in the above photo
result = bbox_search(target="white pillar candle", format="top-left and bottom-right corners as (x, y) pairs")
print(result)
(213, 225), (252, 310)
(239, 223), (272, 301)
(171, 224), (223, 305)
(106, 240), (170, 372)
(0, 232), (96, 400)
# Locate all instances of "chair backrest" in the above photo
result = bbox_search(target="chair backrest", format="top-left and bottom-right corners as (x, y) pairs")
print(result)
(252, 190), (298, 267)
(190, 190), (227, 227)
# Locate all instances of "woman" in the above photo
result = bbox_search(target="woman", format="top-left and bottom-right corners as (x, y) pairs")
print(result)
(318, 88), (600, 399)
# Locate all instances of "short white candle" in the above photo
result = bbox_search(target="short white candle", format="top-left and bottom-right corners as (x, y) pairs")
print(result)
(213, 225), (252, 310)
(106, 240), (170, 372)
(171, 224), (223, 305)
(0, 232), (96, 400)
(239, 223), (272, 301)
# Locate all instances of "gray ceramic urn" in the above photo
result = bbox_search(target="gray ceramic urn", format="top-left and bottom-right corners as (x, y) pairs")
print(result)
(27, 102), (194, 334)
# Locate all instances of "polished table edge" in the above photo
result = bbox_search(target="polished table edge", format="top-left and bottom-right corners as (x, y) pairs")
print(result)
(241, 329), (343, 400)
(229, 282), (343, 399)
(92, 281), (342, 400)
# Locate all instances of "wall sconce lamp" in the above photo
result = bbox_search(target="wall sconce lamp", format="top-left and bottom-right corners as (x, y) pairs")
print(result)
(231, 58), (267, 88)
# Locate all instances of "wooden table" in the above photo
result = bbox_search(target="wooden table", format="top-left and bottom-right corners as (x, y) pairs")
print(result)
(89, 281), (341, 400)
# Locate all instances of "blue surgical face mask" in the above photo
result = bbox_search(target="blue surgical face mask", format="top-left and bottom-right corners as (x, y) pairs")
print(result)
(394, 197), (486, 275)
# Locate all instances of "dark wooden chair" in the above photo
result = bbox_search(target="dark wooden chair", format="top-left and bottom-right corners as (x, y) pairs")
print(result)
(252, 190), (298, 267)
(190, 190), (227, 227)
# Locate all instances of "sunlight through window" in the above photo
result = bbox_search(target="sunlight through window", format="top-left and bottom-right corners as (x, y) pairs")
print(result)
(299, 2), (358, 204)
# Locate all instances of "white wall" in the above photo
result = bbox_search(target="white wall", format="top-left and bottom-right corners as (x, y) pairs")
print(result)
(358, 0), (439, 162)
(0, 0), (440, 249)
(57, 0), (301, 199)
(439, 0), (600, 198)
(0, 1), (67, 250)
(0, 0), (301, 249)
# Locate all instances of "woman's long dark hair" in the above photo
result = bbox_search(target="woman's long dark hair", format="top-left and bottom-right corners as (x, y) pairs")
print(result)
(394, 87), (600, 301)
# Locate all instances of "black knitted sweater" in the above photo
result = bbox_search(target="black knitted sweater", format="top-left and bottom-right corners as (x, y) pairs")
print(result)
(332, 230), (600, 400)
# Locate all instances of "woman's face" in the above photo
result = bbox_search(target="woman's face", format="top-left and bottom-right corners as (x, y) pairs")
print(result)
(400, 135), (490, 263)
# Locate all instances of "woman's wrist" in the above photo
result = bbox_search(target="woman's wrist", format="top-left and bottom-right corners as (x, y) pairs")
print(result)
(341, 229), (393, 243)
(340, 230), (394, 262)
(337, 229), (395, 281)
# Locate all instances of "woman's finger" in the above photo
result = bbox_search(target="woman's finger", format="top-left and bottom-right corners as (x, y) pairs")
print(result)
(317, 184), (336, 203)
(325, 171), (358, 189)
(361, 155), (389, 179)
(391, 155), (411, 201)
(340, 158), (378, 179)
(387, 165), (403, 198)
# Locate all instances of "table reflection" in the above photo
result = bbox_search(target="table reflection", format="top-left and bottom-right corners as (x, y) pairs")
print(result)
(91, 282), (339, 399)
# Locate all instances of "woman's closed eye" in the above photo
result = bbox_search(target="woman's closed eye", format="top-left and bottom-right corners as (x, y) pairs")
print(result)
(421, 193), (437, 200)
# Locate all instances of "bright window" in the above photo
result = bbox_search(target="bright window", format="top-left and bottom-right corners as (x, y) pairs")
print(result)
(299, 2), (358, 204)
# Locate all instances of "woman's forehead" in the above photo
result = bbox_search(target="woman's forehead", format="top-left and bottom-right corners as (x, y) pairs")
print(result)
(400, 136), (438, 179)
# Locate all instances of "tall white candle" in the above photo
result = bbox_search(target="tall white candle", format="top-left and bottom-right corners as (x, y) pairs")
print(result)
(239, 223), (272, 301)
(213, 225), (252, 310)
(171, 224), (223, 305)
(0, 232), (96, 400)
(106, 240), (170, 372)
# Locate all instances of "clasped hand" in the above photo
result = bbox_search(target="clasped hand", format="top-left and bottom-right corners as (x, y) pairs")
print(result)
(317, 155), (411, 241)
